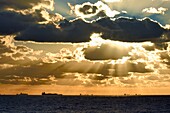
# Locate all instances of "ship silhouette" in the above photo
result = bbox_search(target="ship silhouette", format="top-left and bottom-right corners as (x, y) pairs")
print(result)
(41, 92), (62, 96)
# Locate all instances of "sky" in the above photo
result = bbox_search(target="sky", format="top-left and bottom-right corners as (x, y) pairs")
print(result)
(0, 0), (170, 95)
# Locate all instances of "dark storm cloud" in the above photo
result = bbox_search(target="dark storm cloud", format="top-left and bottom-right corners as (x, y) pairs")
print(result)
(15, 17), (169, 42)
(0, 11), (45, 35)
(98, 17), (166, 42)
(0, 0), (169, 43)
(0, 0), (54, 35)
(15, 19), (94, 42)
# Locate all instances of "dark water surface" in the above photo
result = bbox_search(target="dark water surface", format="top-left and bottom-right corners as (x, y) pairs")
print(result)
(0, 95), (170, 113)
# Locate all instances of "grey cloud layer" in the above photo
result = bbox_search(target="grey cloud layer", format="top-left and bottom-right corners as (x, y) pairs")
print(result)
(0, 11), (45, 35)
(0, 0), (169, 43)
(0, 0), (58, 35)
(15, 17), (169, 42)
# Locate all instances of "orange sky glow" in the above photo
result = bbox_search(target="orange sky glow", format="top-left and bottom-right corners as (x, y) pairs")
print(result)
(0, 85), (170, 95)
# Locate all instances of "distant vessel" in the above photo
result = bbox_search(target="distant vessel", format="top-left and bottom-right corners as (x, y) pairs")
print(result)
(42, 92), (62, 96)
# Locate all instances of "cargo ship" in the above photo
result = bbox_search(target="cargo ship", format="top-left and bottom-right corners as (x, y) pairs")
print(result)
(41, 92), (62, 96)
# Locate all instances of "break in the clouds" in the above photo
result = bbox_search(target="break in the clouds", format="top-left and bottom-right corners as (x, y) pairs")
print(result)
(0, 34), (170, 87)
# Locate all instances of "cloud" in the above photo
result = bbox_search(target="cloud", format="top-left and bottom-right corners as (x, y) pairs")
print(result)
(39, 10), (64, 25)
(1, 33), (170, 87)
(0, 11), (44, 35)
(0, 0), (64, 35)
(0, 35), (42, 65)
(68, 1), (120, 20)
(77, 4), (98, 15)
(15, 17), (168, 42)
(142, 7), (168, 15)
(0, 0), (54, 11)
(164, 24), (170, 29)
(102, 0), (170, 25)
(0, 10), (64, 35)
(74, 34), (170, 86)
(15, 20), (92, 42)
(84, 34), (131, 60)
(0, 0), (170, 87)
(82, 34), (164, 75)
(0, 0), (169, 43)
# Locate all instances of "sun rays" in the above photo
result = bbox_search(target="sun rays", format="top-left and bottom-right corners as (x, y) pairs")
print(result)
(0, 0), (170, 95)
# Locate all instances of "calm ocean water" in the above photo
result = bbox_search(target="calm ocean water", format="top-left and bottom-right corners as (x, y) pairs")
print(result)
(0, 95), (170, 113)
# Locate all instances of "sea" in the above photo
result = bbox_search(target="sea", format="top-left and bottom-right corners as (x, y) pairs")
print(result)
(0, 95), (170, 113)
